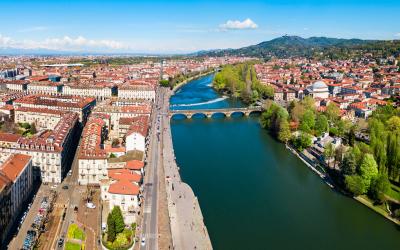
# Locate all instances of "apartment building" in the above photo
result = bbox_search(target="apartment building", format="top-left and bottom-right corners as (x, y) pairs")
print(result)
(14, 107), (64, 130)
(0, 112), (79, 183)
(78, 116), (108, 185)
(0, 154), (33, 246)
(100, 168), (142, 224)
(118, 84), (155, 101)
(13, 95), (95, 123)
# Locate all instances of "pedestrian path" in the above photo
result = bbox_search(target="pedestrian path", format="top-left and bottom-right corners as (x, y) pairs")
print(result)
(162, 91), (213, 250)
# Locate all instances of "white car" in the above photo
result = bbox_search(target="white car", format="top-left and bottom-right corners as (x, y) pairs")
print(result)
(86, 202), (96, 209)
(51, 184), (58, 189)
(141, 237), (146, 246)
(67, 170), (72, 176)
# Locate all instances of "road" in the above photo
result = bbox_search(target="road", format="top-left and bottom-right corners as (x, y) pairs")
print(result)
(140, 87), (166, 250)
(7, 185), (49, 249)
(52, 137), (82, 250)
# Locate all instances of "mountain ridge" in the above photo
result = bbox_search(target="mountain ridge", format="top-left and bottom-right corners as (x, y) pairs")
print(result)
(195, 35), (400, 59)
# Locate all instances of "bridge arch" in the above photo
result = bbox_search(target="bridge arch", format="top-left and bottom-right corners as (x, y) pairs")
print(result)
(230, 111), (245, 117)
(191, 113), (208, 119)
(211, 112), (227, 118)
(171, 113), (188, 120)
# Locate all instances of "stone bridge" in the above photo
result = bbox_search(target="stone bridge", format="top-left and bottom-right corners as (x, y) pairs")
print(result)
(169, 107), (263, 119)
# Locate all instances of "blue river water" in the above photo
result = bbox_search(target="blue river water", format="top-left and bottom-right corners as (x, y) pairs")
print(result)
(169, 74), (400, 250)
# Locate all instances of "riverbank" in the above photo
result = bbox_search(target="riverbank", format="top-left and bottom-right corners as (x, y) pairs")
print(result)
(285, 140), (400, 226)
(172, 70), (216, 93)
(163, 90), (212, 250)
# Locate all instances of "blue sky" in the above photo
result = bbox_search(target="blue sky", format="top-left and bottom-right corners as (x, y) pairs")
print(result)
(0, 0), (399, 53)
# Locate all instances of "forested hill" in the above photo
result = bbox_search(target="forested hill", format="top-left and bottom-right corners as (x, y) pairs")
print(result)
(195, 35), (400, 59)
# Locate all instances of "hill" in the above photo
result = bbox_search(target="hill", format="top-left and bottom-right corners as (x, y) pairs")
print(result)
(196, 36), (400, 59)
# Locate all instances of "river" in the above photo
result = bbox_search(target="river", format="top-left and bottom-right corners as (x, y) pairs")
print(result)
(169, 74), (400, 250)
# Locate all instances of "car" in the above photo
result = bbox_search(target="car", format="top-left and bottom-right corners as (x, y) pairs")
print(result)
(51, 185), (57, 189)
(86, 202), (96, 209)
(67, 170), (72, 176)
(57, 238), (64, 247)
(62, 185), (68, 190)
(141, 237), (146, 246)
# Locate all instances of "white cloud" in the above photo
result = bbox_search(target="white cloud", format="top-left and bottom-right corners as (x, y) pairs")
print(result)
(0, 34), (12, 47)
(219, 18), (258, 30)
(0, 35), (127, 51)
(395, 33), (400, 37)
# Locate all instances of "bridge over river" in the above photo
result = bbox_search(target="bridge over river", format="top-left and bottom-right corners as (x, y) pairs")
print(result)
(169, 106), (263, 119)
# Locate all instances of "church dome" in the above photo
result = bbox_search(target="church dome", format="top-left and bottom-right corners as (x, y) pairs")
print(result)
(312, 81), (328, 89)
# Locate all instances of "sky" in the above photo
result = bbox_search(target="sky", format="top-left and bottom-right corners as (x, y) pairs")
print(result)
(0, 0), (399, 54)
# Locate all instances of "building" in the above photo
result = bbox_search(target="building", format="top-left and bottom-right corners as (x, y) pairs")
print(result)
(118, 84), (155, 101)
(14, 107), (65, 130)
(78, 116), (108, 185)
(93, 102), (151, 133)
(100, 168), (142, 224)
(62, 83), (116, 100)
(0, 154), (33, 246)
(13, 95), (96, 123)
(124, 116), (149, 153)
(0, 170), (12, 246)
(5, 81), (28, 92)
(27, 81), (63, 95)
(0, 112), (79, 183)
(305, 81), (330, 99)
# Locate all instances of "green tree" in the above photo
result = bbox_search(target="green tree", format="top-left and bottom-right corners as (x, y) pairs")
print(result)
(325, 103), (340, 122)
(289, 101), (305, 123)
(334, 145), (345, 169)
(315, 114), (329, 136)
(278, 119), (291, 143)
(260, 102), (288, 136)
(386, 115), (400, 131)
(107, 213), (116, 242)
(111, 206), (125, 234)
(369, 174), (391, 203)
(345, 175), (367, 195)
(293, 132), (312, 151)
(369, 119), (387, 170)
(341, 152), (357, 175)
(301, 96), (315, 111)
(159, 79), (170, 87)
(347, 126), (356, 146)
(324, 143), (335, 168)
(386, 132), (400, 179)
(359, 154), (379, 190)
(299, 109), (315, 133)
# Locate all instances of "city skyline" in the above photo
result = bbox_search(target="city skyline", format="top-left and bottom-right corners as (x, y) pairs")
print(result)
(0, 0), (400, 53)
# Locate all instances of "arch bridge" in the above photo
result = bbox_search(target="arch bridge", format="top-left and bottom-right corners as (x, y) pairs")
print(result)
(169, 107), (263, 119)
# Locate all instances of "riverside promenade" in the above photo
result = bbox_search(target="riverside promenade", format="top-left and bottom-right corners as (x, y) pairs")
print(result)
(161, 89), (213, 250)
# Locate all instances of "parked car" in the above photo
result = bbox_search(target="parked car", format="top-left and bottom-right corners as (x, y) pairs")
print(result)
(57, 238), (64, 247)
(86, 202), (96, 209)
(62, 185), (68, 190)
(141, 237), (146, 246)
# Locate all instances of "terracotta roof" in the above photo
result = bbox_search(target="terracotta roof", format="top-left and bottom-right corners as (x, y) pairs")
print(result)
(108, 168), (141, 182)
(0, 133), (22, 143)
(125, 160), (144, 170)
(0, 154), (31, 182)
(108, 180), (139, 195)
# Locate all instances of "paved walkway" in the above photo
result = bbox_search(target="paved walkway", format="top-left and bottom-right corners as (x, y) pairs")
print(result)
(162, 90), (212, 250)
